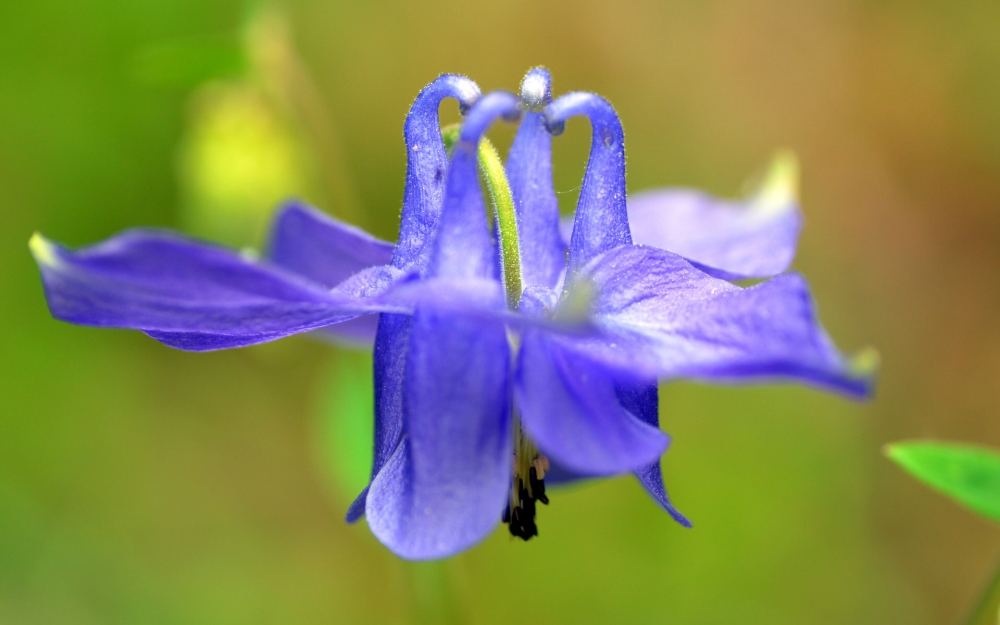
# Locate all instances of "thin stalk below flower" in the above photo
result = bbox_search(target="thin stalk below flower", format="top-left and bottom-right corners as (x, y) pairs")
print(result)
(962, 551), (1000, 625)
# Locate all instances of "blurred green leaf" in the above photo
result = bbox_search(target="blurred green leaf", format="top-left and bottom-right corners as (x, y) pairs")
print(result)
(132, 37), (246, 88)
(176, 82), (318, 248)
(886, 441), (1000, 522)
(315, 350), (374, 500)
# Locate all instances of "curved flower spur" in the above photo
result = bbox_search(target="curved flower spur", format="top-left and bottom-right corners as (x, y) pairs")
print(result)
(30, 69), (876, 561)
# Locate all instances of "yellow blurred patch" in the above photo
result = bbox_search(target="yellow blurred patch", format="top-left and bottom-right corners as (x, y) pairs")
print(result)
(754, 149), (800, 214)
(177, 83), (316, 249)
(28, 232), (59, 267)
(848, 346), (881, 378)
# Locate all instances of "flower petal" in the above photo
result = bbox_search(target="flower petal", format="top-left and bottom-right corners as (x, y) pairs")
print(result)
(368, 75), (483, 502)
(615, 381), (692, 526)
(544, 93), (631, 276)
(351, 279), (504, 524)
(429, 91), (520, 280)
(394, 74), (481, 271)
(563, 245), (875, 397)
(365, 309), (511, 559)
(268, 200), (395, 287)
(346, 282), (504, 525)
(625, 186), (801, 280)
(354, 89), (515, 523)
(515, 329), (670, 476)
(520, 382), (691, 527)
(507, 69), (566, 290)
(146, 263), (409, 350)
(267, 203), (398, 347)
(559, 153), (803, 280)
(31, 230), (400, 351)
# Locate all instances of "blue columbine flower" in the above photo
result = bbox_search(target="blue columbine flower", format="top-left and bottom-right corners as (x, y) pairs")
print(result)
(30, 69), (875, 561)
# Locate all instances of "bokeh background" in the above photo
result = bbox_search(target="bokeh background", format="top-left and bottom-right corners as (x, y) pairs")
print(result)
(3, 0), (1000, 623)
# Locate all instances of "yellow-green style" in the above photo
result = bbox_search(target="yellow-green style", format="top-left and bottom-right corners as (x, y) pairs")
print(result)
(441, 125), (522, 310)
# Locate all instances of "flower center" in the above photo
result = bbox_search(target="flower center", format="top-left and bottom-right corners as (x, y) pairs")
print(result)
(503, 413), (549, 540)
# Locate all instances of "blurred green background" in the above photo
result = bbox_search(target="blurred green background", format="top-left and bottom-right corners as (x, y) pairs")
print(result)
(3, 0), (1000, 623)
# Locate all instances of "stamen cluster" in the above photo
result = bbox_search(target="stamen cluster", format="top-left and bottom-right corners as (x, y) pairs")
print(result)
(503, 454), (550, 540)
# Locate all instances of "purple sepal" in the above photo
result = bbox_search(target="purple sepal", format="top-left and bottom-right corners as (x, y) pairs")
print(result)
(615, 381), (692, 527)
(559, 186), (803, 281)
(515, 329), (669, 476)
(31, 230), (407, 351)
(625, 187), (802, 280)
(268, 200), (396, 347)
(268, 200), (395, 287)
(560, 245), (875, 398)
(345, 485), (369, 523)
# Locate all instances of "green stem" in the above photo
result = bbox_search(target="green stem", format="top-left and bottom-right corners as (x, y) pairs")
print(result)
(441, 125), (523, 309)
(408, 561), (459, 625)
(963, 551), (1000, 625)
